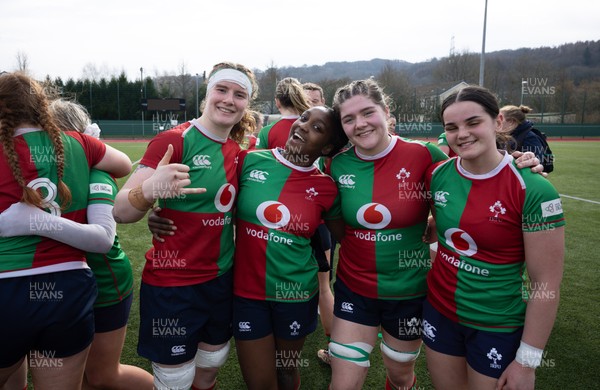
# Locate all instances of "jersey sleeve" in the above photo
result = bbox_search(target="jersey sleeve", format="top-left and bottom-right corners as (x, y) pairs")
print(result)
(67, 131), (107, 167)
(437, 132), (449, 147)
(521, 173), (565, 232)
(324, 192), (342, 220)
(424, 141), (449, 163)
(139, 129), (184, 168)
(236, 149), (251, 177)
(256, 124), (270, 149)
(88, 169), (117, 206)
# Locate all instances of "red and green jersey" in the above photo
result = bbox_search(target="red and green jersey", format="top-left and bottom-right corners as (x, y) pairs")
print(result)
(86, 169), (134, 307)
(426, 153), (565, 332)
(0, 130), (106, 276)
(233, 149), (337, 302)
(256, 117), (298, 149)
(139, 120), (240, 287)
(437, 132), (457, 157)
(327, 136), (447, 299)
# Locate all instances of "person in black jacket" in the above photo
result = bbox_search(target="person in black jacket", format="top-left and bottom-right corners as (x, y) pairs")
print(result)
(500, 105), (544, 160)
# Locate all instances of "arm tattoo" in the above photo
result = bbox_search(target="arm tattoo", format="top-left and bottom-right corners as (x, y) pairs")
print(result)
(134, 163), (151, 173)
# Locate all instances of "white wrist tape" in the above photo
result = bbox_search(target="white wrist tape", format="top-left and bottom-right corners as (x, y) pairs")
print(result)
(515, 340), (543, 368)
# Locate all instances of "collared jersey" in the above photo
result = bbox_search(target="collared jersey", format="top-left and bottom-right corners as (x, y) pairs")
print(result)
(86, 169), (134, 307)
(233, 149), (337, 302)
(139, 120), (240, 286)
(327, 136), (447, 299)
(0, 130), (106, 276)
(426, 153), (565, 331)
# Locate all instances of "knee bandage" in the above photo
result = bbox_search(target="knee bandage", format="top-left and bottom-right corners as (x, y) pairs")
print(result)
(194, 342), (231, 368)
(380, 340), (420, 363)
(328, 340), (373, 367)
(152, 360), (195, 390)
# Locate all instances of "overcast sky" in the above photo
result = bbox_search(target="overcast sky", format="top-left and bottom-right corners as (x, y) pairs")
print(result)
(1, 0), (598, 81)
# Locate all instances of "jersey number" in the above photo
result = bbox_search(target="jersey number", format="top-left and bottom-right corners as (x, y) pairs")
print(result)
(27, 178), (61, 217)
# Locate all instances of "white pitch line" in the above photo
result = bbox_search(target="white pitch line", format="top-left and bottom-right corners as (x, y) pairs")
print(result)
(132, 159), (141, 165)
(560, 194), (600, 205)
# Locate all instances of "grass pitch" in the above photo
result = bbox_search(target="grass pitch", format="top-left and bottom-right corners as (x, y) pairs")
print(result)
(107, 140), (599, 389)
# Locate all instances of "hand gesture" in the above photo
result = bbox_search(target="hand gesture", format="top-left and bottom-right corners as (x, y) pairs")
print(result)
(141, 144), (206, 201)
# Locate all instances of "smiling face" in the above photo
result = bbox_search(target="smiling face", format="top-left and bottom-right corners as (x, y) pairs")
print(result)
(285, 106), (336, 166)
(201, 80), (249, 136)
(338, 95), (390, 156)
(443, 100), (502, 170)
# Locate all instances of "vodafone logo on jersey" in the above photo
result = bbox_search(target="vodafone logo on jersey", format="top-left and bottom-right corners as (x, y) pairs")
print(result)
(356, 203), (392, 229)
(214, 183), (236, 212)
(444, 228), (478, 257)
(256, 201), (291, 229)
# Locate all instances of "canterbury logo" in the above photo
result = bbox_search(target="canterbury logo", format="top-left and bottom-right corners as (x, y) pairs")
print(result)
(171, 345), (185, 354)
(249, 170), (269, 181)
(341, 302), (354, 312)
(422, 320), (437, 341)
(434, 191), (449, 204)
(338, 174), (355, 186)
(238, 322), (251, 330)
(192, 155), (211, 166)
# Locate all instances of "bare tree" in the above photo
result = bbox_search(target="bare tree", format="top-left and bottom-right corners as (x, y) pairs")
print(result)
(433, 50), (479, 84)
(175, 61), (193, 100)
(16, 51), (29, 73)
(376, 62), (412, 119)
(82, 63), (102, 82)
(258, 61), (280, 113)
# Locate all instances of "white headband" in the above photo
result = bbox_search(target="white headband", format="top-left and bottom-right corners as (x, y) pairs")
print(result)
(207, 69), (253, 96)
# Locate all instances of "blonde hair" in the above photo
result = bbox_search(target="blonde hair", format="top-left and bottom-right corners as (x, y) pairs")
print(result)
(0, 72), (71, 208)
(249, 110), (264, 134)
(276, 77), (311, 115)
(49, 99), (91, 132)
(333, 78), (391, 114)
(500, 105), (532, 125)
(303, 82), (324, 100)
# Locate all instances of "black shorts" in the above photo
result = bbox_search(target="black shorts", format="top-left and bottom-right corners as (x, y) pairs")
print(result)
(422, 299), (523, 378)
(233, 294), (318, 341)
(0, 269), (97, 367)
(137, 270), (233, 365)
(94, 293), (133, 333)
(333, 278), (424, 341)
